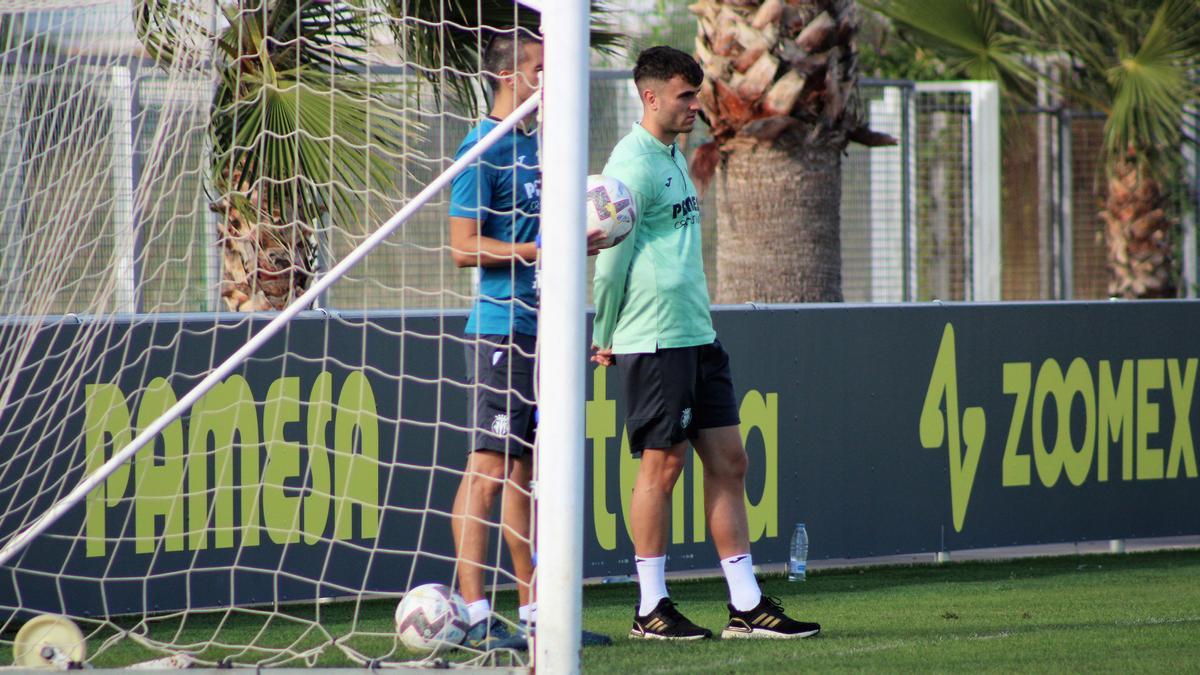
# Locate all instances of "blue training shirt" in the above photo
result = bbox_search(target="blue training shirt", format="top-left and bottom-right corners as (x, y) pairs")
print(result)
(449, 118), (541, 337)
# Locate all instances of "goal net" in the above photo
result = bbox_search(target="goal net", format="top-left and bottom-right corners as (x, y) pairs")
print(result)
(0, 0), (591, 669)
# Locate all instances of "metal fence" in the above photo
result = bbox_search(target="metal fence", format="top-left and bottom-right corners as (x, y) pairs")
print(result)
(1003, 106), (1200, 301)
(1, 63), (1197, 316)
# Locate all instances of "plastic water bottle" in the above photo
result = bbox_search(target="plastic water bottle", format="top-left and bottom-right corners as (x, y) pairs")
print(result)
(788, 523), (808, 581)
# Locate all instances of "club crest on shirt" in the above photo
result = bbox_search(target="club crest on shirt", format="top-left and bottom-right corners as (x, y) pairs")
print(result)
(491, 413), (510, 436)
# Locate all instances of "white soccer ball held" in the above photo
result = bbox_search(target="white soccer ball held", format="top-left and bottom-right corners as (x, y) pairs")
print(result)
(586, 174), (636, 249)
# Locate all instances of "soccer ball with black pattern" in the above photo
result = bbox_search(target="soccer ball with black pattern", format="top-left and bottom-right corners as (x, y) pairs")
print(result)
(586, 174), (636, 249)
(394, 583), (470, 651)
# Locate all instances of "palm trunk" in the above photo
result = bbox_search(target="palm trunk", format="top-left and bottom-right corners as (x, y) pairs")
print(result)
(691, 0), (891, 304)
(715, 135), (843, 303)
(1100, 157), (1176, 299)
(212, 188), (315, 312)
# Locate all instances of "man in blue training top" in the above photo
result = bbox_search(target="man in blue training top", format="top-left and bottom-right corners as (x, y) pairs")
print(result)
(447, 28), (605, 651)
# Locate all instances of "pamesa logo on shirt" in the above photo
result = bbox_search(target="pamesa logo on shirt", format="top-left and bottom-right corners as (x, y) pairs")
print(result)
(672, 195), (699, 230)
(524, 175), (541, 212)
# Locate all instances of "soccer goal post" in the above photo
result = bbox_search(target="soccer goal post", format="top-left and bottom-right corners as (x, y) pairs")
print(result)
(532, 2), (589, 672)
(0, 0), (589, 670)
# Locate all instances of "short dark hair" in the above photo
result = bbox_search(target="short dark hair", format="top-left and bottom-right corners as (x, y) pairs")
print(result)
(633, 46), (703, 88)
(482, 27), (542, 93)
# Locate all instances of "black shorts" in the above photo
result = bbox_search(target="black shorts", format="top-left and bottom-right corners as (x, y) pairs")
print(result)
(464, 333), (537, 456)
(614, 339), (740, 456)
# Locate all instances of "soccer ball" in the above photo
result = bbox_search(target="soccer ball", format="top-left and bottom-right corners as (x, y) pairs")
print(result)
(586, 174), (636, 249)
(394, 583), (470, 652)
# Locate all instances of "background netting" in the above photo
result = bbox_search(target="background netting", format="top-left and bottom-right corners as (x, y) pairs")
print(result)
(0, 0), (552, 667)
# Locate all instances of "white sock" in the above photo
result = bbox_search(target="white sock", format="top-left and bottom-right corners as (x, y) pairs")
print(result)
(519, 602), (537, 624)
(721, 553), (762, 612)
(635, 555), (668, 616)
(466, 599), (491, 626)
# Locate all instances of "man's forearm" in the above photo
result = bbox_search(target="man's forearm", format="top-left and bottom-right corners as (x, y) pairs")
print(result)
(452, 236), (538, 268)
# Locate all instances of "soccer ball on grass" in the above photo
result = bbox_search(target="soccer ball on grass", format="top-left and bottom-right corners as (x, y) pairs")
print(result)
(394, 583), (470, 652)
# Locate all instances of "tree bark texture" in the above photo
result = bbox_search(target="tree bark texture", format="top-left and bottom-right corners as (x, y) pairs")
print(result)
(1101, 157), (1177, 299)
(716, 136), (843, 303)
(691, 0), (891, 304)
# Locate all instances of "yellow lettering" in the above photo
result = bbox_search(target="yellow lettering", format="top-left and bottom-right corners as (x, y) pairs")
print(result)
(586, 367), (618, 550)
(1061, 358), (1096, 486)
(740, 391), (778, 543)
(1098, 360), (1132, 482)
(672, 463), (686, 545)
(187, 375), (258, 549)
(304, 373), (333, 544)
(1137, 359), (1164, 480)
(263, 377), (302, 544)
(134, 378), (185, 553)
(84, 384), (131, 558)
(1166, 359), (1197, 479)
(1002, 363), (1032, 486)
(692, 451), (706, 544)
(1031, 359), (1065, 487)
(333, 371), (379, 540)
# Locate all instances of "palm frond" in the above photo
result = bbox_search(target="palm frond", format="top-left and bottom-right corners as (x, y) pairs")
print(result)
(210, 63), (413, 231)
(264, 0), (373, 71)
(384, 0), (623, 115)
(134, 0), (215, 69)
(865, 0), (1038, 98)
(1102, 0), (1200, 169)
(134, 1), (418, 233)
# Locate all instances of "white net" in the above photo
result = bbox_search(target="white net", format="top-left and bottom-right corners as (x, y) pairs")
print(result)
(0, 0), (564, 668)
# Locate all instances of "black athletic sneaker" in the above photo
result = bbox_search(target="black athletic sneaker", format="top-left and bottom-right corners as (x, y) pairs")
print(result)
(630, 598), (713, 640)
(463, 616), (528, 651)
(722, 596), (821, 639)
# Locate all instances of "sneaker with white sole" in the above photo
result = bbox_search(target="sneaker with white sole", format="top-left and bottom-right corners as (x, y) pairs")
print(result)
(630, 598), (712, 640)
(721, 596), (820, 639)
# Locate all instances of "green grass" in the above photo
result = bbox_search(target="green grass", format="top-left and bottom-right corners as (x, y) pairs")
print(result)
(57, 549), (1200, 670)
(580, 550), (1200, 673)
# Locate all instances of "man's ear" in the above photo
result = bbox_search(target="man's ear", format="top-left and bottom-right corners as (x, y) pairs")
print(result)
(497, 68), (516, 91)
(641, 86), (657, 111)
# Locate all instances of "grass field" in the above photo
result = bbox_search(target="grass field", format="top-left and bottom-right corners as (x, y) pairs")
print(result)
(76, 549), (1200, 670)
(578, 549), (1200, 672)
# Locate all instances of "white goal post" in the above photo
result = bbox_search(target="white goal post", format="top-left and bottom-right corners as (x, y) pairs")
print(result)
(533, 3), (589, 673)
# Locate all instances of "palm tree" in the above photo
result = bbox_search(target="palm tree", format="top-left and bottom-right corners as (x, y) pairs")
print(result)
(136, 1), (617, 311)
(870, 0), (1200, 299)
(395, 1), (619, 113)
(136, 0), (413, 311)
(689, 0), (896, 303)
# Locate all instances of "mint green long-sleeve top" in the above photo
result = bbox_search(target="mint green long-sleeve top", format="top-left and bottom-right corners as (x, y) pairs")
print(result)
(592, 123), (716, 353)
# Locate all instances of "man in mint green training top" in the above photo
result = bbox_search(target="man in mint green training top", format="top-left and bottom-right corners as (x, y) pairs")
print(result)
(591, 46), (821, 642)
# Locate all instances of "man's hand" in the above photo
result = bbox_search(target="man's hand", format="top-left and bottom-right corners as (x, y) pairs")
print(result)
(590, 345), (614, 367)
(586, 227), (607, 256)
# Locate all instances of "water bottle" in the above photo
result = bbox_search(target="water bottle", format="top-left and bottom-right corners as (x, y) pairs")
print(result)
(788, 523), (808, 581)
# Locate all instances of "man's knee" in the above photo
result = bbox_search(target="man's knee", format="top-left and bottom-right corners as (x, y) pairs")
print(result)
(463, 451), (510, 501)
(706, 446), (748, 482)
(641, 446), (688, 492)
